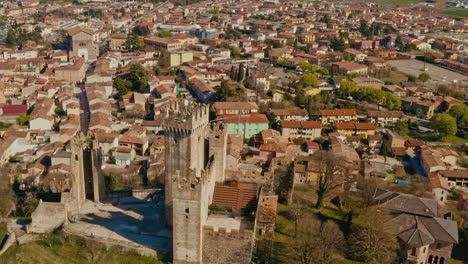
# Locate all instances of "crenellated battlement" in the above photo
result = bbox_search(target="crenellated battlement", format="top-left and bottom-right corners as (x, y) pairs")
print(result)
(202, 225), (253, 240)
(161, 99), (209, 132)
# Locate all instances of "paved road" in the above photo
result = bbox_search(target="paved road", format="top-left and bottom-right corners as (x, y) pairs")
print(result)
(387, 59), (468, 90)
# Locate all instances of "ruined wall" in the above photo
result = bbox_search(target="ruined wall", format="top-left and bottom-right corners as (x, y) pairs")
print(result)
(202, 226), (254, 264)
(27, 200), (67, 233)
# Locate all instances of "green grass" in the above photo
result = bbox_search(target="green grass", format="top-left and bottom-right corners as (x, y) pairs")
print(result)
(0, 232), (165, 264)
(441, 9), (468, 18)
(0, 222), (7, 243)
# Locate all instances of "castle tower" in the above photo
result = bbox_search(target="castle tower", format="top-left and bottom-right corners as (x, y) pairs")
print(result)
(162, 100), (210, 264)
(70, 133), (104, 206)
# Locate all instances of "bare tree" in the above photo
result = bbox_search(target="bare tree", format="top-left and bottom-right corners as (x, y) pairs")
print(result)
(286, 203), (306, 238)
(346, 206), (398, 264)
(293, 216), (345, 264)
(313, 151), (351, 209)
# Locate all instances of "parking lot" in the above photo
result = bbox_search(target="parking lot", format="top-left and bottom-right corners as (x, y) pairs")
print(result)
(387, 59), (468, 90)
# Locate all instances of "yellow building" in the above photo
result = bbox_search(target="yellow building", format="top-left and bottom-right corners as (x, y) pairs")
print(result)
(162, 50), (193, 67)
(335, 122), (376, 139)
(320, 109), (357, 126)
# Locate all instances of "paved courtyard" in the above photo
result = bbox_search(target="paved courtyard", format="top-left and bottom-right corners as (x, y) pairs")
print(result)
(64, 196), (172, 256)
(387, 59), (468, 90)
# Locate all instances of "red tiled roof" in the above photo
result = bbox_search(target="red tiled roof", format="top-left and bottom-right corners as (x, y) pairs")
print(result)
(222, 114), (269, 123)
(335, 122), (375, 130)
(280, 120), (321, 129)
(320, 109), (357, 116)
(2, 104), (27, 115)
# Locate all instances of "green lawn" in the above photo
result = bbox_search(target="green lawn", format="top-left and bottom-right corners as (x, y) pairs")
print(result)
(441, 9), (468, 18)
(0, 232), (165, 264)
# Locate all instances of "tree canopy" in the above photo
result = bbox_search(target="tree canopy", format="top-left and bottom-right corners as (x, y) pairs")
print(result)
(132, 25), (150, 36)
(158, 30), (173, 38)
(430, 113), (458, 139)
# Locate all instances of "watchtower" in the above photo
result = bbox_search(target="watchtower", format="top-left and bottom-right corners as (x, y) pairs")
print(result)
(162, 99), (211, 264)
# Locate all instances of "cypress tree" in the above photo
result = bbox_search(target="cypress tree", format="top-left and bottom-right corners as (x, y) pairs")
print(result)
(230, 66), (235, 80)
(237, 63), (244, 82)
(245, 66), (249, 78)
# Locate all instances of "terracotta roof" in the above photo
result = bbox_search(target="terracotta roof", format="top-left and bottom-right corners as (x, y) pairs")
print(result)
(270, 109), (308, 116)
(368, 110), (404, 118)
(281, 120), (321, 129)
(320, 109), (357, 116)
(335, 122), (375, 130)
(438, 169), (468, 179)
(214, 102), (259, 111)
(2, 104), (27, 115)
(222, 114), (268, 123)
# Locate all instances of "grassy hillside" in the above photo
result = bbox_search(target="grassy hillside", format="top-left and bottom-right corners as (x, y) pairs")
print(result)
(441, 9), (468, 18)
(0, 232), (165, 264)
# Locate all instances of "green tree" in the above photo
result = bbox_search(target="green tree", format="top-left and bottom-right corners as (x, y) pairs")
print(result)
(298, 73), (318, 88)
(237, 63), (245, 82)
(158, 30), (173, 38)
(343, 53), (352, 61)
(418, 72), (431, 83)
(229, 66), (236, 80)
(316, 68), (330, 76)
(277, 57), (289, 67)
(128, 64), (149, 93)
(215, 80), (245, 101)
(123, 33), (145, 52)
(359, 20), (371, 38)
(231, 46), (241, 57)
(430, 113), (457, 140)
(113, 78), (131, 99)
(297, 61), (318, 73)
(330, 37), (348, 52)
(338, 80), (357, 97)
(16, 114), (30, 126)
(5, 30), (18, 48)
(132, 25), (150, 36)
(449, 104), (468, 129)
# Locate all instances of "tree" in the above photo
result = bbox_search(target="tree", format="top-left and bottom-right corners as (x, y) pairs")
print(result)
(313, 151), (350, 209)
(448, 104), (468, 129)
(430, 113), (457, 139)
(231, 46), (241, 57)
(123, 33), (145, 52)
(277, 57), (289, 67)
(158, 30), (173, 38)
(359, 20), (371, 38)
(113, 78), (131, 99)
(237, 63), (245, 82)
(338, 80), (357, 97)
(286, 204), (306, 238)
(297, 61), (317, 73)
(298, 73), (318, 88)
(16, 114), (30, 126)
(128, 64), (149, 93)
(215, 80), (245, 101)
(379, 140), (387, 159)
(343, 53), (352, 61)
(347, 206), (398, 263)
(132, 25), (150, 36)
(330, 37), (348, 52)
(293, 216), (345, 264)
(245, 66), (250, 78)
(418, 72), (431, 83)
(229, 66), (236, 80)
(5, 30), (18, 48)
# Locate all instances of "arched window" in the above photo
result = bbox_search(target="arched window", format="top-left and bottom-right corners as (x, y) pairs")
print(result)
(440, 257), (445, 264)
(434, 256), (439, 264)
(428, 255), (433, 264)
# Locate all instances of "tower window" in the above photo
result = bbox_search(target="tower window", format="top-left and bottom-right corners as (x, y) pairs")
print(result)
(185, 208), (189, 214)
(190, 183), (195, 189)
